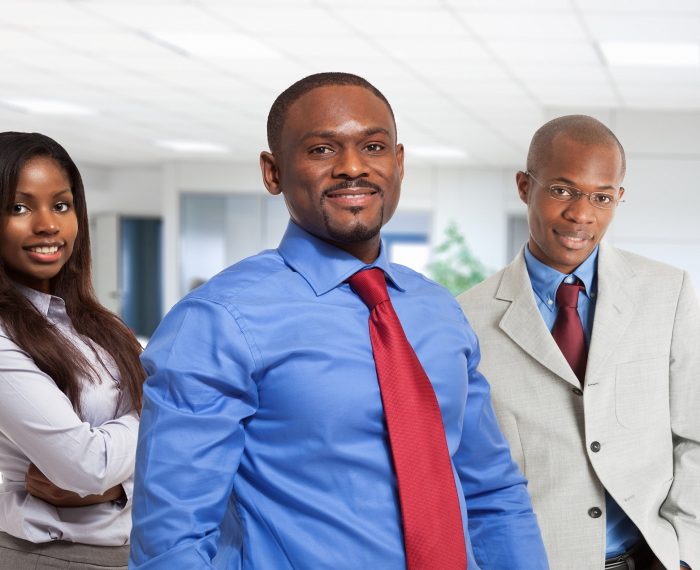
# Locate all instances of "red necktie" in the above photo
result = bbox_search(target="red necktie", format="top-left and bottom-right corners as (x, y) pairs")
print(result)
(551, 280), (587, 383)
(349, 268), (467, 570)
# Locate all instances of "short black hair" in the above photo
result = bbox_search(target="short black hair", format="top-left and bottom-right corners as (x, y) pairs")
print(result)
(266, 72), (396, 155)
(527, 115), (626, 178)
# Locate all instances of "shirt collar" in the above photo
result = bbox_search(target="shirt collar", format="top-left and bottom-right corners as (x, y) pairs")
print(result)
(11, 281), (66, 318)
(277, 220), (406, 296)
(523, 244), (598, 310)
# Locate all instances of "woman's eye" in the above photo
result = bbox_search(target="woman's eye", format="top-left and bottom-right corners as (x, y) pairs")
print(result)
(10, 204), (28, 214)
(55, 202), (71, 213)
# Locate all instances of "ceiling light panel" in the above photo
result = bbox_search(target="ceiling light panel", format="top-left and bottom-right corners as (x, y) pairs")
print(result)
(332, 8), (467, 36)
(374, 36), (493, 62)
(148, 31), (281, 60)
(458, 11), (587, 40)
(0, 29), (57, 53)
(584, 14), (700, 42)
(0, 1), (109, 29)
(155, 140), (229, 153)
(489, 40), (599, 65)
(601, 42), (700, 67)
(444, 0), (570, 10)
(268, 33), (380, 60)
(511, 63), (609, 83)
(79, 3), (228, 33)
(205, 6), (340, 34)
(528, 82), (620, 107)
(580, 0), (700, 13)
(1, 98), (97, 115)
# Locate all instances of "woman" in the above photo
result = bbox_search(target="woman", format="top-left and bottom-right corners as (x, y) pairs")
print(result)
(0, 132), (145, 569)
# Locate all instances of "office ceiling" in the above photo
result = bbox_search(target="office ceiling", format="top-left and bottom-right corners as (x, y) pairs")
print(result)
(1, 0), (699, 167)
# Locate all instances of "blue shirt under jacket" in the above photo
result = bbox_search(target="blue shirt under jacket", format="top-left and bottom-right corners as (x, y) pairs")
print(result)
(129, 221), (548, 570)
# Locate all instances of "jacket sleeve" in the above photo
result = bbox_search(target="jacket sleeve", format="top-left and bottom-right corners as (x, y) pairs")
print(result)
(0, 333), (138, 496)
(452, 317), (550, 570)
(659, 271), (700, 570)
(129, 297), (258, 570)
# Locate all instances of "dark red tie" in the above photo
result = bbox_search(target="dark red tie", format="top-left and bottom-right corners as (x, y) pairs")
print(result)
(552, 280), (587, 383)
(349, 268), (467, 570)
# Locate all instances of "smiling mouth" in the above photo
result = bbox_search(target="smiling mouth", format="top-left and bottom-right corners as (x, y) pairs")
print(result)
(27, 245), (60, 254)
(327, 190), (378, 200)
(553, 229), (593, 249)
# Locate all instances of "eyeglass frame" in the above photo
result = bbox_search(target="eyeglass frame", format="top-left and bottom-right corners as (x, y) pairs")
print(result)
(524, 171), (625, 210)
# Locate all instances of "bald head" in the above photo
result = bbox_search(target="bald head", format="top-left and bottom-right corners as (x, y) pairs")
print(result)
(526, 115), (626, 178)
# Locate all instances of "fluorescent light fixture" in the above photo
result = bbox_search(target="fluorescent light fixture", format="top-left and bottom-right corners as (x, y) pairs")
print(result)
(148, 32), (280, 59)
(600, 42), (700, 67)
(408, 146), (468, 160)
(156, 140), (229, 153)
(2, 99), (97, 116)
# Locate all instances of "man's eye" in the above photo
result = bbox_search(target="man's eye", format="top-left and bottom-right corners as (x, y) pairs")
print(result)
(550, 186), (573, 197)
(365, 143), (384, 152)
(593, 194), (613, 204)
(310, 146), (332, 155)
(10, 204), (28, 214)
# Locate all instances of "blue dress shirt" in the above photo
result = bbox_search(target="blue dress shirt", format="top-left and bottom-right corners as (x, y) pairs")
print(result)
(130, 221), (548, 569)
(523, 245), (643, 558)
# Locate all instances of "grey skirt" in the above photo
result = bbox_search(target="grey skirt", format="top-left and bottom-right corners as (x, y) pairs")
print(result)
(0, 532), (129, 570)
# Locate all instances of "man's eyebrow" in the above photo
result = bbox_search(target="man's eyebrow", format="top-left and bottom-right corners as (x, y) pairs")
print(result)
(300, 127), (392, 142)
(552, 176), (618, 191)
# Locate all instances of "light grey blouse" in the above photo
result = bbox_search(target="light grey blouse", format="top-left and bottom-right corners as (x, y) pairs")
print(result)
(0, 284), (137, 545)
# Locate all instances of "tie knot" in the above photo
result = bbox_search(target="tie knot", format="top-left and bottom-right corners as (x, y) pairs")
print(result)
(556, 279), (584, 309)
(349, 268), (389, 310)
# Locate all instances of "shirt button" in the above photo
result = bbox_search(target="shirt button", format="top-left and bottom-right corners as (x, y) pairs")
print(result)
(588, 507), (602, 518)
(547, 298), (554, 305)
(564, 276), (575, 284)
(590, 441), (601, 452)
(572, 387), (583, 396)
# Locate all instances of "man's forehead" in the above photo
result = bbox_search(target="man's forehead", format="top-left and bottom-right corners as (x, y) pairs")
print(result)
(283, 85), (396, 139)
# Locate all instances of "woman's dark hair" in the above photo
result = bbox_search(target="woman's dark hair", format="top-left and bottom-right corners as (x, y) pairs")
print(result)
(0, 131), (144, 414)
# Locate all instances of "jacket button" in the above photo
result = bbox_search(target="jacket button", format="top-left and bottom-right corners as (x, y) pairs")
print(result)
(588, 507), (602, 518)
(572, 387), (583, 396)
(590, 441), (601, 452)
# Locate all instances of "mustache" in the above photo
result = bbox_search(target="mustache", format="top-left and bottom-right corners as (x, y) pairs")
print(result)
(322, 179), (383, 196)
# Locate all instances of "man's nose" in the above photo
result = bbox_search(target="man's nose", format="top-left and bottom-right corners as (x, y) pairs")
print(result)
(332, 148), (369, 179)
(563, 194), (596, 223)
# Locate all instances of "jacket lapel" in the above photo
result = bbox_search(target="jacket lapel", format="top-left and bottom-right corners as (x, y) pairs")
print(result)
(496, 250), (581, 387)
(585, 242), (636, 382)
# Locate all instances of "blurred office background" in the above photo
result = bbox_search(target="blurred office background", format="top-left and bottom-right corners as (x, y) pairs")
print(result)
(1, 0), (699, 337)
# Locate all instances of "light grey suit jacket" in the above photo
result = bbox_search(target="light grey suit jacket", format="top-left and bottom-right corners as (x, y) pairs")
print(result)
(458, 243), (700, 570)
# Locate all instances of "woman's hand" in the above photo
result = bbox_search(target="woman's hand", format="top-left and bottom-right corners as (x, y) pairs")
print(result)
(25, 463), (125, 507)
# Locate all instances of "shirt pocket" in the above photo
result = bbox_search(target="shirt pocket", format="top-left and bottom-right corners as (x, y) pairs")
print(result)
(615, 357), (668, 430)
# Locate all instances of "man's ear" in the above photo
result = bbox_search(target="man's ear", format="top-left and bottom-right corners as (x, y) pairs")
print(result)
(396, 143), (405, 182)
(260, 151), (282, 196)
(515, 170), (530, 205)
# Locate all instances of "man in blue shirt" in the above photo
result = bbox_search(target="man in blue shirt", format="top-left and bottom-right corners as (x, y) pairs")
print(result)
(459, 115), (699, 570)
(129, 72), (548, 569)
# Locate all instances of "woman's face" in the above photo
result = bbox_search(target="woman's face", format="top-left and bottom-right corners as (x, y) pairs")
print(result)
(0, 156), (78, 293)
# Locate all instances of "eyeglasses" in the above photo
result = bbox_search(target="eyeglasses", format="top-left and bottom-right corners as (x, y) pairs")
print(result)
(525, 172), (624, 210)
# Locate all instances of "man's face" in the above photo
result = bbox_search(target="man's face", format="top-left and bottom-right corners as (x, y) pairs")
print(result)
(517, 134), (624, 274)
(261, 85), (404, 262)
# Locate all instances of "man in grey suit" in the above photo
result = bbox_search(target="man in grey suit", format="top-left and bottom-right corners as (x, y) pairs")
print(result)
(458, 115), (699, 570)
